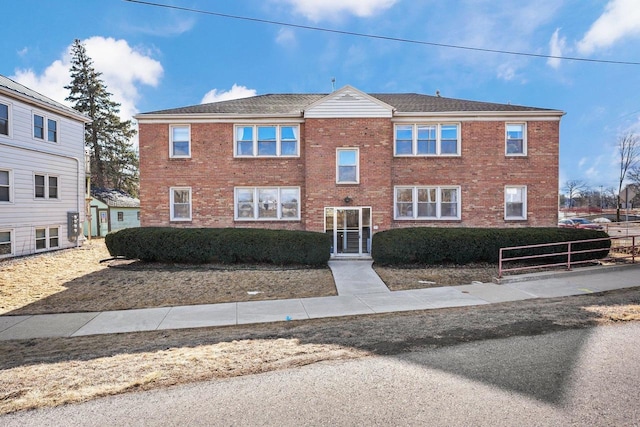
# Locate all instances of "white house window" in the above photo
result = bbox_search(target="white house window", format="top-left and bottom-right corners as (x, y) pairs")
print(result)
(117, 212), (124, 221)
(35, 227), (59, 251)
(506, 123), (526, 155)
(234, 125), (299, 157)
(505, 186), (527, 220)
(34, 114), (45, 139)
(395, 186), (461, 220)
(34, 174), (58, 199)
(235, 187), (300, 220)
(0, 170), (10, 202)
(337, 148), (359, 184)
(33, 114), (58, 142)
(0, 230), (12, 257)
(170, 187), (192, 221)
(394, 124), (460, 156)
(170, 125), (191, 158)
(0, 103), (9, 136)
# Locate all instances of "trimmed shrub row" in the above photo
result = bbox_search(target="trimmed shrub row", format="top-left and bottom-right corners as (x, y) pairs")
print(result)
(105, 227), (331, 266)
(371, 227), (611, 266)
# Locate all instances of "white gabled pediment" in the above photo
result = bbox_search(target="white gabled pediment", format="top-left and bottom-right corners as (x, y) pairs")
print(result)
(304, 85), (394, 118)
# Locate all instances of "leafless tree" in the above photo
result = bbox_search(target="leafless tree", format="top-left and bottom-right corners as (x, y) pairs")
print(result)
(563, 179), (588, 208)
(616, 132), (640, 221)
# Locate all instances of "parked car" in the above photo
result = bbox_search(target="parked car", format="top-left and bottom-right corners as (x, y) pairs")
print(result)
(558, 218), (604, 230)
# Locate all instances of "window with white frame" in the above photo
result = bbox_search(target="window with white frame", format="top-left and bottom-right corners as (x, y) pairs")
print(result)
(235, 187), (300, 220)
(394, 124), (460, 156)
(170, 125), (190, 158)
(0, 230), (12, 257)
(234, 125), (299, 157)
(33, 113), (58, 142)
(395, 186), (461, 220)
(34, 174), (58, 199)
(35, 227), (59, 251)
(506, 123), (526, 155)
(336, 148), (359, 184)
(0, 170), (10, 202)
(170, 187), (192, 221)
(505, 186), (527, 220)
(0, 102), (9, 136)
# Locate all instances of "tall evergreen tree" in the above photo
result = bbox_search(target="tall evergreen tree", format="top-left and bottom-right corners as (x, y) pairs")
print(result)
(65, 39), (139, 196)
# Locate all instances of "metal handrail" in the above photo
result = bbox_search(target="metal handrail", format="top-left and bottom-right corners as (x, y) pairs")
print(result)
(498, 235), (638, 278)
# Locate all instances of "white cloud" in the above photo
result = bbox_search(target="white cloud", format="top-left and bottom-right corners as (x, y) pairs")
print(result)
(276, 28), (297, 47)
(547, 28), (566, 69)
(280, 0), (398, 21)
(577, 0), (640, 54)
(201, 84), (257, 104)
(11, 37), (163, 122)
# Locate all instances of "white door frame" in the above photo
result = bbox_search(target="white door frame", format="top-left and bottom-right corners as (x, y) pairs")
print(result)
(325, 206), (371, 257)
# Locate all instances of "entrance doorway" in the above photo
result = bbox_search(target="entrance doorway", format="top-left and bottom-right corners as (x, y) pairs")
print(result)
(325, 207), (371, 257)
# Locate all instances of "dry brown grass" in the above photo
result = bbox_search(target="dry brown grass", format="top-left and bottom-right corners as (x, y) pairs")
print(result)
(374, 263), (497, 290)
(0, 239), (336, 315)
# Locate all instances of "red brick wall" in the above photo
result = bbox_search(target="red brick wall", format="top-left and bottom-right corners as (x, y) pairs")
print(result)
(139, 119), (559, 231)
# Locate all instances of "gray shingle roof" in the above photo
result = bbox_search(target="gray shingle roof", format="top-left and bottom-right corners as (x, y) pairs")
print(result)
(92, 188), (140, 208)
(141, 92), (557, 116)
(0, 74), (89, 121)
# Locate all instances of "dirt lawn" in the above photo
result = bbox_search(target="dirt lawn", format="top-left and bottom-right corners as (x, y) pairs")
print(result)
(1, 240), (639, 415)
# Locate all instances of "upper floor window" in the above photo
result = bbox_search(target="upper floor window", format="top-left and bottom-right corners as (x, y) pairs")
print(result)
(117, 212), (124, 221)
(235, 125), (299, 157)
(170, 187), (192, 221)
(337, 148), (359, 184)
(505, 186), (527, 220)
(170, 125), (190, 158)
(0, 103), (8, 136)
(394, 124), (460, 156)
(506, 123), (526, 155)
(0, 170), (10, 202)
(33, 113), (58, 142)
(235, 187), (300, 220)
(35, 174), (58, 199)
(0, 230), (13, 258)
(395, 186), (461, 220)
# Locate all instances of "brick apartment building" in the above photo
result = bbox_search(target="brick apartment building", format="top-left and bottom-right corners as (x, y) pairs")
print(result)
(136, 85), (563, 257)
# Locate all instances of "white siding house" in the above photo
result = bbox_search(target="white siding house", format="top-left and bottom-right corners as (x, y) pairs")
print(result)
(0, 75), (90, 258)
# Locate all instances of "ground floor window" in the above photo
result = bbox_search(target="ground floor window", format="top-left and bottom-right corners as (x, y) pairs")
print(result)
(170, 187), (192, 221)
(0, 230), (12, 257)
(235, 187), (300, 220)
(505, 186), (527, 220)
(395, 186), (461, 220)
(35, 227), (59, 251)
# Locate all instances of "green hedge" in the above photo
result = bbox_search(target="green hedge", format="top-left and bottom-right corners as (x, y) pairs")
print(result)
(105, 227), (331, 266)
(371, 227), (611, 266)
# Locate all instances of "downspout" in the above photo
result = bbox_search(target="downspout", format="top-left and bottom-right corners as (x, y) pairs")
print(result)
(0, 140), (83, 248)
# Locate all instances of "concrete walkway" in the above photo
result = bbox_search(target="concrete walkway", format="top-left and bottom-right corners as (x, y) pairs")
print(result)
(1, 262), (639, 341)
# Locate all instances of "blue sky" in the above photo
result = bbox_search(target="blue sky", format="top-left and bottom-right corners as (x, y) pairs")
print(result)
(2, 0), (640, 193)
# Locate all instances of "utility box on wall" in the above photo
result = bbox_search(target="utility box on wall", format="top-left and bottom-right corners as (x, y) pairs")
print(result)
(67, 211), (81, 240)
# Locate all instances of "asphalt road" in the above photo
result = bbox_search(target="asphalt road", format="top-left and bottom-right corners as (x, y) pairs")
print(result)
(3, 323), (639, 426)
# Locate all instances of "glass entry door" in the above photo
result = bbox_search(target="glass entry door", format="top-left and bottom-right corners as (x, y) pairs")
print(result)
(325, 207), (371, 256)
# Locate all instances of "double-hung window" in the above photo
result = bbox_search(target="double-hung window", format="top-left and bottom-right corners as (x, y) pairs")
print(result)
(394, 124), (460, 156)
(235, 125), (299, 157)
(336, 148), (359, 184)
(235, 187), (300, 220)
(505, 186), (527, 220)
(34, 174), (58, 199)
(170, 187), (192, 221)
(0, 102), (9, 136)
(0, 230), (12, 257)
(35, 227), (59, 251)
(395, 186), (461, 220)
(506, 123), (526, 155)
(33, 113), (58, 142)
(0, 170), (10, 202)
(170, 125), (190, 158)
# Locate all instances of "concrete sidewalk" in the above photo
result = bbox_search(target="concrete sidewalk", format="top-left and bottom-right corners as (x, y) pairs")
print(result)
(1, 262), (638, 341)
